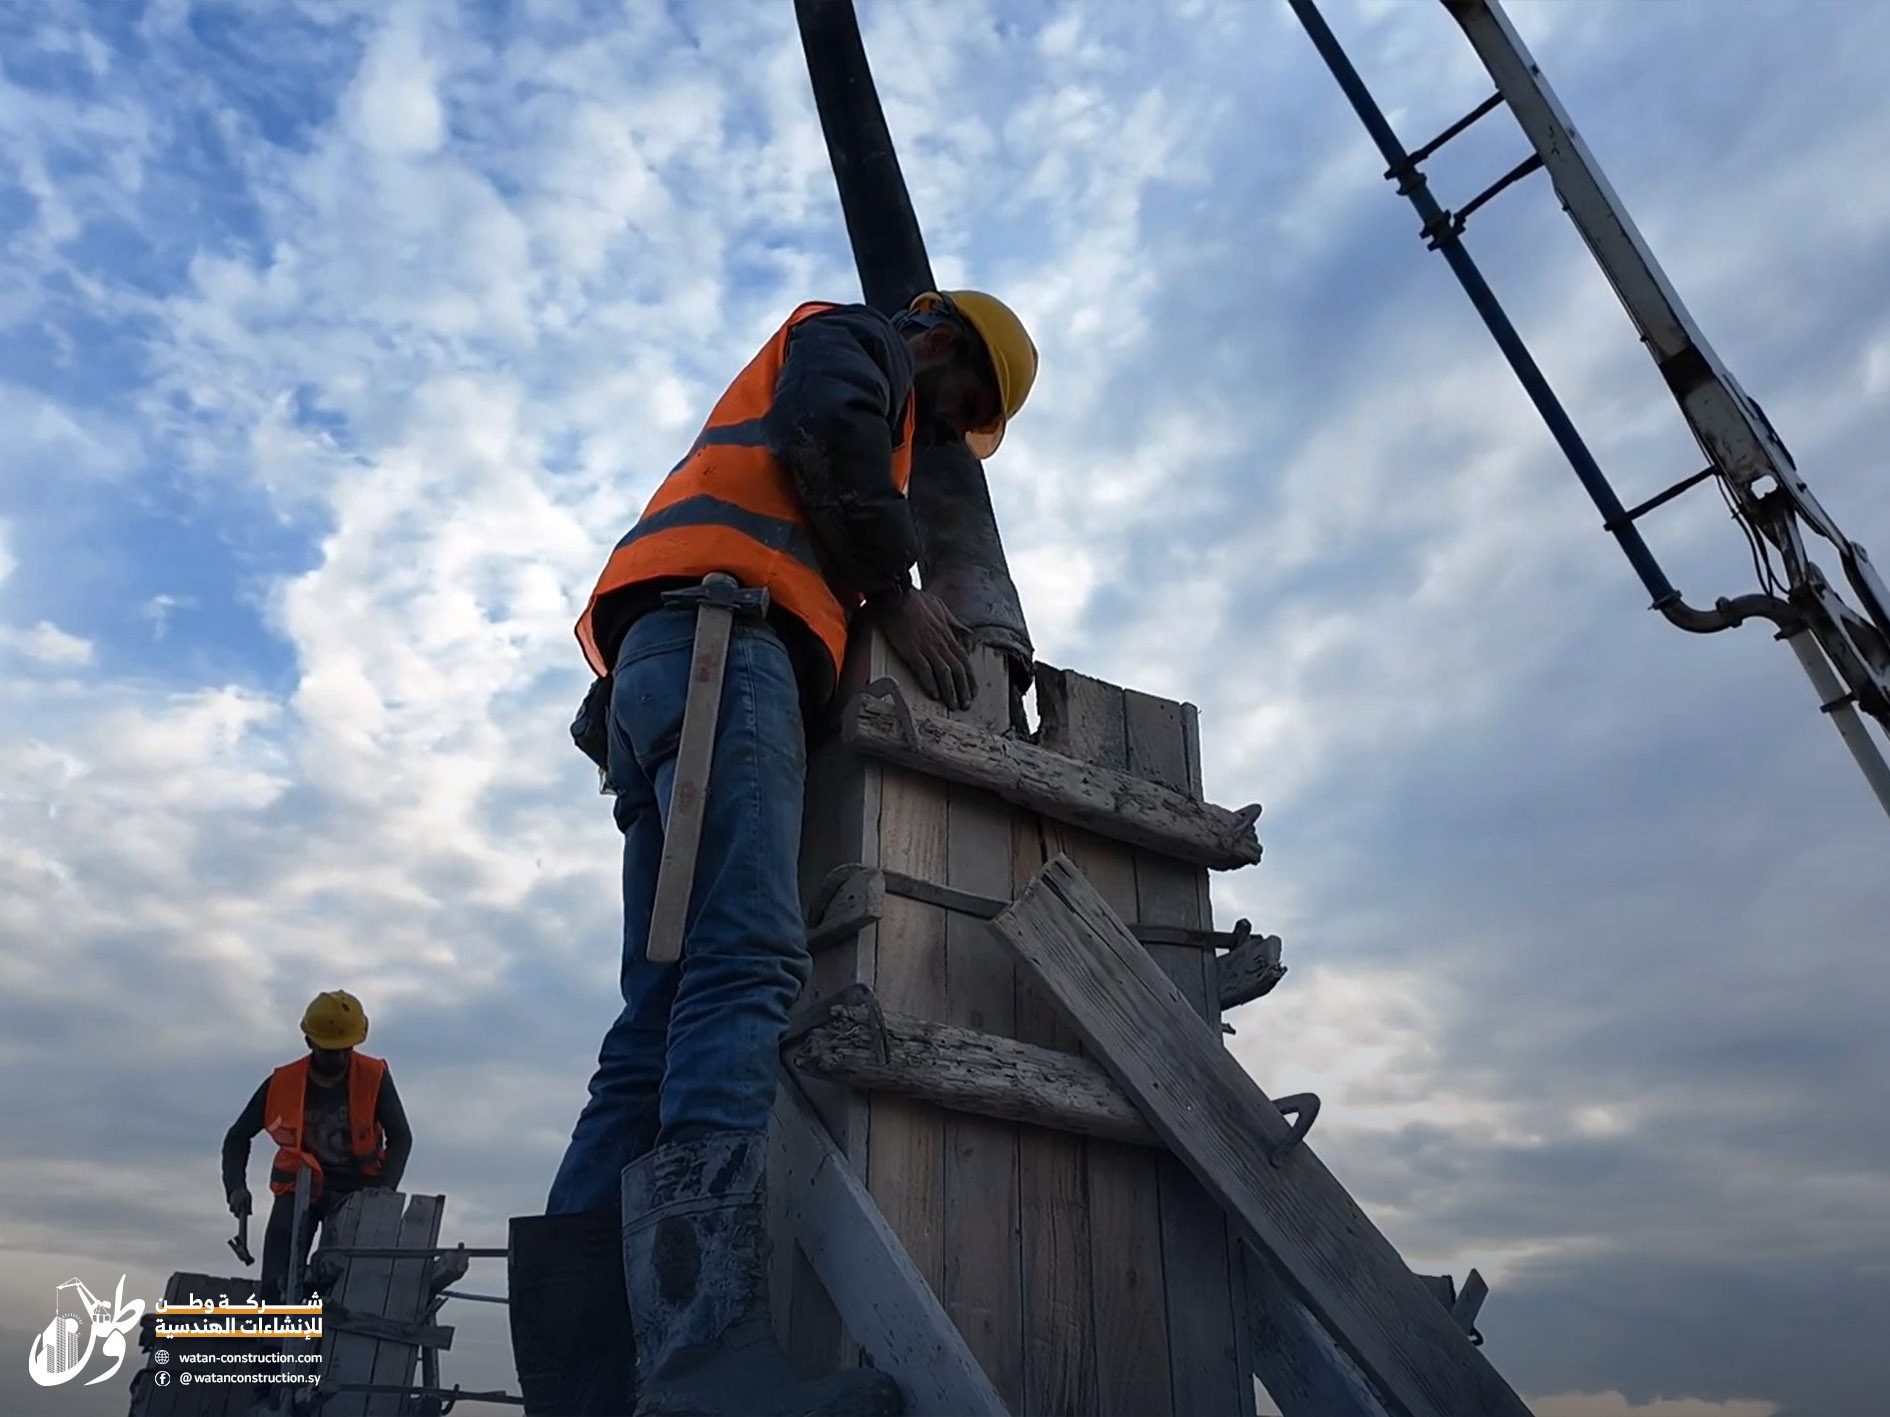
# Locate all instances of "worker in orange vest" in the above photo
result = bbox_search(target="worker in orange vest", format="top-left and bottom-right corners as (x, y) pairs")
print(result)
(222, 990), (413, 1302)
(514, 292), (1036, 1417)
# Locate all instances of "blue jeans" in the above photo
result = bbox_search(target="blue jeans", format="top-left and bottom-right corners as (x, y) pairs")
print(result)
(546, 604), (811, 1216)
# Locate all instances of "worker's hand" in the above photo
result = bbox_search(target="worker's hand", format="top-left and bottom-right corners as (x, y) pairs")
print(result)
(228, 1185), (252, 1217)
(870, 587), (976, 711)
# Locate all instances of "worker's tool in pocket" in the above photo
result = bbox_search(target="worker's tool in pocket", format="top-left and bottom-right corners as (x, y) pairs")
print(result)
(571, 672), (614, 788)
(646, 573), (772, 964)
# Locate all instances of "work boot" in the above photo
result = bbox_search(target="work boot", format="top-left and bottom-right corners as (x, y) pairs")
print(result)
(509, 1208), (637, 1415)
(622, 1132), (903, 1417)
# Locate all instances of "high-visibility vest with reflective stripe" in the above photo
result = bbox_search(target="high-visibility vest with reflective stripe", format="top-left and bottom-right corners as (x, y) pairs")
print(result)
(576, 302), (916, 679)
(264, 1052), (387, 1199)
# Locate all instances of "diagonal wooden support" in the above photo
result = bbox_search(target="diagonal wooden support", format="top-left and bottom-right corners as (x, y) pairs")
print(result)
(770, 1069), (1011, 1417)
(1243, 1243), (1393, 1416)
(989, 856), (1531, 1417)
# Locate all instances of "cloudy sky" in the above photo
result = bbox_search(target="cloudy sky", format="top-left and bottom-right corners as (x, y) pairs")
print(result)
(3, 0), (1888, 1414)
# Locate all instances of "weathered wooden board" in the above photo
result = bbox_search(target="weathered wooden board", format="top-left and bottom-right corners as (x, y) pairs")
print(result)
(784, 995), (1157, 1146)
(798, 625), (894, 1154)
(772, 1072), (1009, 1417)
(782, 625), (893, 1368)
(1011, 806), (1101, 1417)
(941, 645), (1025, 1405)
(320, 1189), (408, 1417)
(362, 1193), (444, 1413)
(1122, 685), (1251, 1417)
(1030, 666), (1166, 1417)
(991, 858), (1534, 1417)
(844, 685), (1262, 869)
(869, 763), (949, 1299)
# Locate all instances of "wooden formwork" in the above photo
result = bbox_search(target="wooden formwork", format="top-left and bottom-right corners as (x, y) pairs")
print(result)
(310, 1189), (448, 1417)
(778, 627), (1255, 1417)
(775, 625), (1532, 1417)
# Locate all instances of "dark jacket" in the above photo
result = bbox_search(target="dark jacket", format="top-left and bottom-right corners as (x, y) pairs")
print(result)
(591, 304), (918, 700)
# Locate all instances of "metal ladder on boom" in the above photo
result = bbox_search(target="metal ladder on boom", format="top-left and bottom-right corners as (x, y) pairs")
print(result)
(1289, 0), (1890, 823)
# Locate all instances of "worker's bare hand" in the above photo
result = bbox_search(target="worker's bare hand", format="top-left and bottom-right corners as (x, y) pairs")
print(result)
(871, 587), (976, 711)
(228, 1185), (252, 1217)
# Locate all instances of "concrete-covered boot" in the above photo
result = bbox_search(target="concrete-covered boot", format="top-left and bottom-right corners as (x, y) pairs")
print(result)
(509, 1208), (637, 1415)
(623, 1132), (902, 1417)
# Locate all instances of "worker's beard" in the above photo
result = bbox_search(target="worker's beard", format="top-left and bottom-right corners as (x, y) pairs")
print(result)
(910, 365), (958, 447)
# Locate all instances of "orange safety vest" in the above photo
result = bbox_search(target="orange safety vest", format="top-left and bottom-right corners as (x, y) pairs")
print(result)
(576, 302), (916, 680)
(264, 1052), (387, 1199)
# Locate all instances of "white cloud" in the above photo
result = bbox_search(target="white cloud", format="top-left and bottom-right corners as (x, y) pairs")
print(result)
(346, 11), (447, 157)
(140, 593), (194, 640)
(0, 621), (93, 666)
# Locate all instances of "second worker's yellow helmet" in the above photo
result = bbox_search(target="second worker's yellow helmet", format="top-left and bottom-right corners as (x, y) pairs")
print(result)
(909, 289), (1038, 459)
(301, 990), (369, 1050)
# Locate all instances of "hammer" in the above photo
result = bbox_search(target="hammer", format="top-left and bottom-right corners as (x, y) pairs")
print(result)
(646, 573), (772, 963)
(228, 1207), (254, 1267)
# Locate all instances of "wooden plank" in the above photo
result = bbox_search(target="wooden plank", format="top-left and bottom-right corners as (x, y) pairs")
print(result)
(1030, 666), (1156, 1417)
(306, 1194), (362, 1412)
(1243, 1245), (1390, 1417)
(364, 1193), (444, 1413)
(1123, 688), (1251, 1417)
(942, 645), (1025, 1410)
(991, 859), (1535, 1417)
(868, 761), (949, 1298)
(320, 1189), (408, 1417)
(844, 686), (1262, 869)
(798, 624), (892, 1158)
(1123, 689), (1217, 1008)
(310, 1195), (363, 1407)
(1084, 1138), (1170, 1417)
(1009, 806), (1099, 1417)
(786, 996), (1157, 1146)
(784, 623), (892, 1368)
(1180, 701), (1217, 935)
(772, 1072), (1009, 1417)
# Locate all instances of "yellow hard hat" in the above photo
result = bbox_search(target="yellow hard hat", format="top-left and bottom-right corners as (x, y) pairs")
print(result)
(910, 289), (1037, 459)
(301, 990), (369, 1049)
